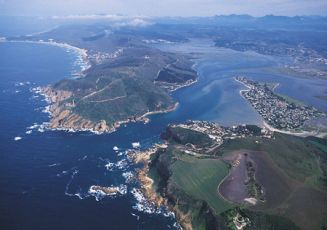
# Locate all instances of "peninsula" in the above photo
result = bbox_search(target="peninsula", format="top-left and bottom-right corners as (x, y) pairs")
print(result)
(130, 121), (327, 230)
(11, 25), (197, 133)
(236, 76), (327, 136)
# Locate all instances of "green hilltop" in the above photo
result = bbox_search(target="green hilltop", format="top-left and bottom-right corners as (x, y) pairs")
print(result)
(148, 124), (327, 230)
(19, 25), (197, 132)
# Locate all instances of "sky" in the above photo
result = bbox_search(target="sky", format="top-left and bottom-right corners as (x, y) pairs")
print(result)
(0, 0), (327, 17)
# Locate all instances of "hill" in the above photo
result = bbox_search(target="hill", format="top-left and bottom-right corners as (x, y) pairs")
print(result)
(143, 122), (327, 230)
(16, 24), (198, 132)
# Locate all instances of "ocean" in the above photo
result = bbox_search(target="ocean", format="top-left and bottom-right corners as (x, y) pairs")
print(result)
(0, 42), (179, 230)
(0, 40), (325, 230)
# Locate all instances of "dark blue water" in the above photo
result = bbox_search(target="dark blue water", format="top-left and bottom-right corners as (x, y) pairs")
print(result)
(1, 40), (326, 230)
(0, 42), (179, 230)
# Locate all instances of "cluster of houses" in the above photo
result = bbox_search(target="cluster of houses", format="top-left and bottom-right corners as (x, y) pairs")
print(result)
(237, 76), (323, 130)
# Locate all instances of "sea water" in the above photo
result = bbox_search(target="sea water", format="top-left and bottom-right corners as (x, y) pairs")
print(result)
(0, 42), (177, 230)
(1, 40), (326, 230)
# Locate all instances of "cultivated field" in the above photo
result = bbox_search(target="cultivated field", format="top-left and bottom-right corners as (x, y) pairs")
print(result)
(170, 152), (233, 214)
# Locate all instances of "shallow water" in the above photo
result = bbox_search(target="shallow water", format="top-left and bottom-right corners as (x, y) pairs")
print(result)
(0, 39), (326, 230)
(154, 39), (327, 113)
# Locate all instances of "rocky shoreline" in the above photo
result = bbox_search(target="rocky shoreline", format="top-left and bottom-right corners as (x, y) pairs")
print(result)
(128, 144), (195, 230)
(41, 86), (114, 133)
(12, 37), (197, 135)
(40, 86), (179, 134)
(128, 145), (166, 207)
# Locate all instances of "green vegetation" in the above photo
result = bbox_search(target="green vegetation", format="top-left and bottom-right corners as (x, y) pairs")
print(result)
(220, 133), (324, 185)
(49, 44), (198, 128)
(245, 160), (265, 201)
(310, 140), (327, 153)
(150, 126), (327, 230)
(150, 146), (232, 230)
(62, 74), (174, 124)
(221, 208), (300, 230)
(24, 25), (197, 129)
(219, 132), (327, 230)
(170, 153), (232, 213)
(156, 62), (197, 83)
(163, 126), (215, 148)
(308, 136), (327, 153)
(17, 18), (327, 230)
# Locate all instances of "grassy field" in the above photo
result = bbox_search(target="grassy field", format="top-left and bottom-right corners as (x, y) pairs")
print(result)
(170, 152), (234, 214)
(219, 133), (327, 230)
(220, 133), (323, 185)
(309, 139), (327, 153)
(151, 128), (327, 229)
(221, 208), (300, 230)
(70, 74), (175, 123)
(166, 126), (215, 147)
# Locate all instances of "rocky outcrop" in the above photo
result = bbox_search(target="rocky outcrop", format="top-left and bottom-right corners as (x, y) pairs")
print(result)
(42, 86), (115, 133)
(41, 86), (178, 133)
(129, 146), (168, 207)
(132, 145), (222, 230)
(89, 185), (120, 195)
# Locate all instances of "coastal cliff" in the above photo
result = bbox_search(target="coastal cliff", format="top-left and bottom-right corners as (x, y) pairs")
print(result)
(42, 86), (113, 133)
(148, 147), (221, 230)
(37, 41), (196, 133)
(129, 144), (219, 230)
(133, 122), (327, 230)
(18, 25), (198, 134)
(42, 85), (179, 133)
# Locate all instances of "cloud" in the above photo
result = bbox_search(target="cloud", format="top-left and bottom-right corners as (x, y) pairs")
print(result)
(51, 14), (144, 20)
(114, 18), (153, 27)
(51, 14), (153, 27)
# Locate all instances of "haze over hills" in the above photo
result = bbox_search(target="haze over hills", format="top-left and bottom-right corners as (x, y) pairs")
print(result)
(5, 14), (325, 134)
(1, 12), (327, 230)
(9, 23), (197, 132)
